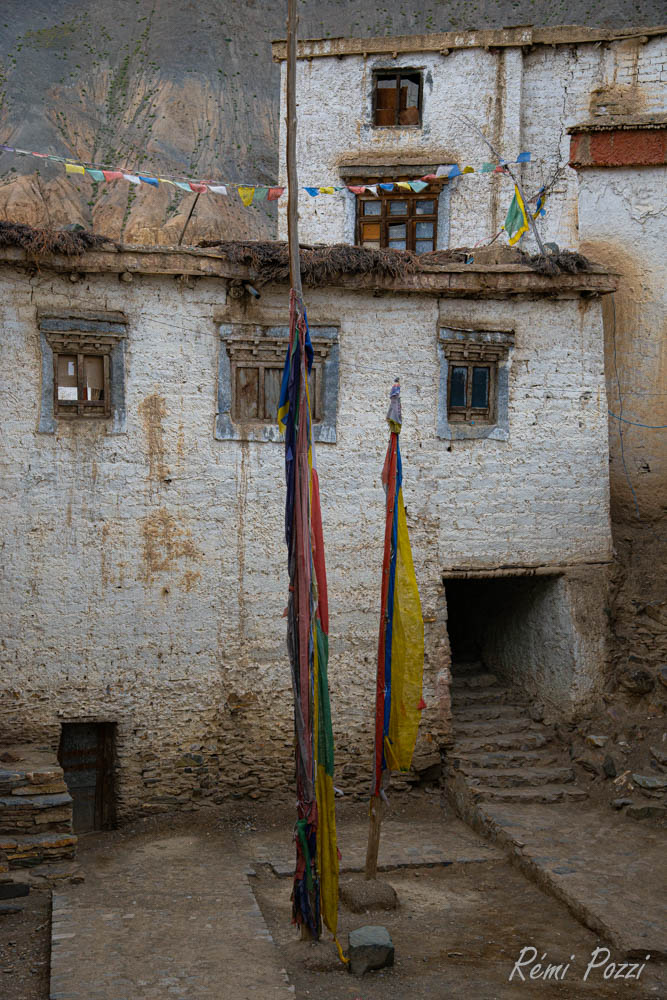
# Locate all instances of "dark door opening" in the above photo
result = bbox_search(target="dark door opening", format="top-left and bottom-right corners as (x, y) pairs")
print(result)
(444, 573), (565, 692)
(58, 722), (116, 833)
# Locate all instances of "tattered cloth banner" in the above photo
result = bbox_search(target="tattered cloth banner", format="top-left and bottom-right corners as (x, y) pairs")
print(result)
(277, 291), (340, 948)
(0, 144), (535, 206)
(372, 379), (425, 796)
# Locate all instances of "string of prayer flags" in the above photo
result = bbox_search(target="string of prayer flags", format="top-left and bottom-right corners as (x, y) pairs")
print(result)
(0, 142), (539, 209)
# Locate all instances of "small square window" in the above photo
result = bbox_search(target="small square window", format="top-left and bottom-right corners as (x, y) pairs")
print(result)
(438, 328), (514, 441)
(447, 362), (493, 423)
(54, 350), (110, 418)
(38, 312), (128, 433)
(373, 70), (422, 127)
(216, 324), (339, 444)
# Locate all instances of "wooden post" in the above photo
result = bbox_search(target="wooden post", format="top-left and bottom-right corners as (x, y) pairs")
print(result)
(286, 0), (301, 297)
(365, 794), (384, 880)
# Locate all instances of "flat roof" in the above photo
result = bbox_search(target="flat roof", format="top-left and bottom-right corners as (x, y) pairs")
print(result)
(272, 23), (666, 61)
(0, 242), (618, 300)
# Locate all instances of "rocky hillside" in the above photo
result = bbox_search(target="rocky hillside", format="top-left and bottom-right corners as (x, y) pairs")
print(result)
(0, 0), (663, 243)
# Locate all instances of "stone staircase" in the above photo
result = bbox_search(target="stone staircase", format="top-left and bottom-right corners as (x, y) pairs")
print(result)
(447, 663), (587, 806)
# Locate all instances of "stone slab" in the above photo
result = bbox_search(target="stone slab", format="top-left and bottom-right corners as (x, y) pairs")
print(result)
(249, 815), (502, 878)
(478, 801), (667, 959)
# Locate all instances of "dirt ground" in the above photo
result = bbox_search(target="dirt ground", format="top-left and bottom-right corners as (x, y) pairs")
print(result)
(0, 889), (50, 1000)
(252, 859), (664, 999)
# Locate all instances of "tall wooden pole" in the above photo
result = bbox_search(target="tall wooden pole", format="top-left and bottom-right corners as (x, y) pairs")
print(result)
(286, 0), (313, 940)
(286, 0), (301, 296)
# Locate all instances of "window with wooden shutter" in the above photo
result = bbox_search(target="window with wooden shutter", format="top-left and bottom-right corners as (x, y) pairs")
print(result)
(373, 70), (423, 127)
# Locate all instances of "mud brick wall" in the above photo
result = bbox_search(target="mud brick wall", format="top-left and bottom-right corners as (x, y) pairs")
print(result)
(0, 748), (76, 867)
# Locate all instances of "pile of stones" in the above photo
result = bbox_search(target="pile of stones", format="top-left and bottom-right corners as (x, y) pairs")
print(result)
(0, 746), (77, 868)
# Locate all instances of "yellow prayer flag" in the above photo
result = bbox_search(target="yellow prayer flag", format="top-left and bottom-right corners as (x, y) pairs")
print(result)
(396, 181), (412, 190)
(65, 163), (85, 175)
(238, 186), (255, 206)
(318, 186), (335, 194)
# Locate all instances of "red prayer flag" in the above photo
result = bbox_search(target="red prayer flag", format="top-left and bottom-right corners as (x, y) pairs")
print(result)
(189, 182), (207, 193)
(347, 185), (366, 194)
(102, 171), (123, 182)
(267, 186), (285, 200)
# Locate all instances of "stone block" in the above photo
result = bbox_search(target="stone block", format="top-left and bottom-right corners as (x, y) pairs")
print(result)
(348, 925), (394, 977)
(339, 877), (399, 913)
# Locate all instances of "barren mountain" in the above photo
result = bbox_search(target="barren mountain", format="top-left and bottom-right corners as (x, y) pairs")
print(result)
(1, 0), (663, 243)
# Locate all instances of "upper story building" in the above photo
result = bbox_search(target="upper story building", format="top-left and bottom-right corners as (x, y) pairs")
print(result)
(272, 24), (666, 257)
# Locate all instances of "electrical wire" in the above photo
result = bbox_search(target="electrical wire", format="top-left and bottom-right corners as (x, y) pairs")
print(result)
(608, 411), (667, 429)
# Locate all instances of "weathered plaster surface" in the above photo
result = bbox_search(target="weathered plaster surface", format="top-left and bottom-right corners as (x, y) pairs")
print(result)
(0, 265), (611, 816)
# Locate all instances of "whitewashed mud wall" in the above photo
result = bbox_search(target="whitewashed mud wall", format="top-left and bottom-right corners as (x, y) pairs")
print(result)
(0, 267), (610, 817)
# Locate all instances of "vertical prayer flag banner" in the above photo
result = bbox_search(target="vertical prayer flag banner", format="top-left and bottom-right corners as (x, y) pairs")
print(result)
(504, 185), (530, 246)
(372, 380), (425, 797)
(278, 291), (339, 943)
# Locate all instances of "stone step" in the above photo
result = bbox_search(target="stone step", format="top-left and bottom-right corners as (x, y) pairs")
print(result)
(450, 661), (484, 676)
(0, 831), (77, 867)
(451, 672), (501, 690)
(456, 731), (551, 754)
(460, 766), (576, 789)
(454, 704), (529, 723)
(451, 749), (559, 769)
(470, 784), (588, 804)
(455, 718), (546, 738)
(450, 688), (515, 707)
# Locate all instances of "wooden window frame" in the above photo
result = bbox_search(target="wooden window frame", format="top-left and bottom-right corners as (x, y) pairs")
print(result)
(372, 69), (423, 128)
(226, 332), (330, 426)
(442, 341), (509, 425)
(46, 332), (118, 419)
(356, 186), (440, 253)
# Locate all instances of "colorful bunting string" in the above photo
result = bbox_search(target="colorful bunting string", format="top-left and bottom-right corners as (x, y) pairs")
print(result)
(0, 142), (534, 207)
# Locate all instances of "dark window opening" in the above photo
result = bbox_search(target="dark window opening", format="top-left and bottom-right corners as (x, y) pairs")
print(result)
(374, 70), (422, 127)
(58, 722), (116, 833)
(357, 189), (439, 253)
(447, 362), (493, 422)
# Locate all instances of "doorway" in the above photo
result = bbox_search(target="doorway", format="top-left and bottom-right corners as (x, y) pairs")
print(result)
(58, 722), (116, 833)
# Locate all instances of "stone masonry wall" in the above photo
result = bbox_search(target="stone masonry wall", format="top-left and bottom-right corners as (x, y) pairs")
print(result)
(0, 266), (611, 818)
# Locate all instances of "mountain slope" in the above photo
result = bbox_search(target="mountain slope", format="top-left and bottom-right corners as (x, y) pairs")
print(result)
(0, 0), (663, 242)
